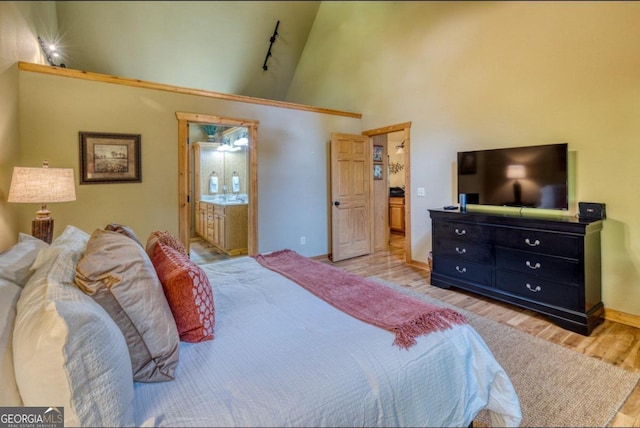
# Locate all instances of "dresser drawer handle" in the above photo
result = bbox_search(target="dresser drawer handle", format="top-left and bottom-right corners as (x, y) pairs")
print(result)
(455, 228), (466, 236)
(526, 261), (541, 270)
(526, 283), (542, 292)
(455, 247), (466, 254)
(455, 266), (467, 273)
(525, 238), (541, 247)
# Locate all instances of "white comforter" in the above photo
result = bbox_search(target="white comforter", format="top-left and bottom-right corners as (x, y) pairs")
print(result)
(133, 257), (521, 427)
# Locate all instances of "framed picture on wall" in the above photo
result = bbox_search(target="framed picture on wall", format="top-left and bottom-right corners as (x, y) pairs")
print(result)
(373, 145), (383, 163)
(79, 132), (142, 184)
(458, 151), (477, 175)
(373, 164), (383, 180)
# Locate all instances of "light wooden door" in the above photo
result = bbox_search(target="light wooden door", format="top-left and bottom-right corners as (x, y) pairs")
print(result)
(330, 133), (371, 262)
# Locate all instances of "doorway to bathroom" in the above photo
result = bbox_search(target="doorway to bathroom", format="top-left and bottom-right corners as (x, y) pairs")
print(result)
(175, 112), (259, 260)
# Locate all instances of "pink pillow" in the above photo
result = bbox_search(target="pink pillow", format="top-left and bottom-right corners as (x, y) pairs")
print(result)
(146, 230), (187, 259)
(152, 242), (215, 343)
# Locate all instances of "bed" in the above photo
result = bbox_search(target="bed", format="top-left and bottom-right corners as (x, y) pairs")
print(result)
(2, 225), (522, 427)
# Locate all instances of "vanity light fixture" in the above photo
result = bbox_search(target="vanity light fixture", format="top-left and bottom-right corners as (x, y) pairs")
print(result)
(217, 142), (241, 152)
(233, 131), (249, 147)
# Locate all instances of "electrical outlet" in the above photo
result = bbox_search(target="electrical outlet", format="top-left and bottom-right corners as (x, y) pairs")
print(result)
(300, 236), (306, 245)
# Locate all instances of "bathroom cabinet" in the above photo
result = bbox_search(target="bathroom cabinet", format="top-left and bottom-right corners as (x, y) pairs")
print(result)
(198, 201), (248, 255)
(389, 197), (405, 234)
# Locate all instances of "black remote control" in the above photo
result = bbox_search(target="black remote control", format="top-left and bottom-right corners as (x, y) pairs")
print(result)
(443, 205), (458, 210)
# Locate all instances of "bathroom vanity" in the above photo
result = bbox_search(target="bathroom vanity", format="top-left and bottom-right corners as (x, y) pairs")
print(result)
(193, 140), (249, 255)
(195, 200), (248, 255)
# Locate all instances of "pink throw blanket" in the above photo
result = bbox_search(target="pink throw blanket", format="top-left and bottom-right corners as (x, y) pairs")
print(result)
(253, 249), (466, 349)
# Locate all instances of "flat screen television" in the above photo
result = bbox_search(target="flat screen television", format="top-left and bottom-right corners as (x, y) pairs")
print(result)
(457, 143), (568, 210)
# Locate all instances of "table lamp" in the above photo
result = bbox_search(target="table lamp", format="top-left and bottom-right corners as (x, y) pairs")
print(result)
(506, 164), (526, 206)
(8, 161), (76, 244)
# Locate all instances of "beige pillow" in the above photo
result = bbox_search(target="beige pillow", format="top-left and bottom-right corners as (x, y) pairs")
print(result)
(105, 223), (143, 247)
(75, 229), (179, 382)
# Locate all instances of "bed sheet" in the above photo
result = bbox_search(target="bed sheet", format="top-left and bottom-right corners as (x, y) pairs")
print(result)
(133, 257), (521, 427)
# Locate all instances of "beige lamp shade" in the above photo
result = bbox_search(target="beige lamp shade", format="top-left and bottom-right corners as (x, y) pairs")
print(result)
(8, 166), (76, 204)
(506, 165), (526, 179)
(7, 163), (76, 244)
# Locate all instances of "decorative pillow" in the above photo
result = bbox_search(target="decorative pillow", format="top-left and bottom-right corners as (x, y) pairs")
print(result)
(105, 223), (143, 247)
(0, 233), (48, 287)
(75, 229), (180, 382)
(13, 248), (134, 427)
(146, 230), (187, 259)
(152, 242), (215, 342)
(0, 279), (22, 406)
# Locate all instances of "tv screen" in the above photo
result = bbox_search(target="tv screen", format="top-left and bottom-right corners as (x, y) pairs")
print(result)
(457, 143), (568, 210)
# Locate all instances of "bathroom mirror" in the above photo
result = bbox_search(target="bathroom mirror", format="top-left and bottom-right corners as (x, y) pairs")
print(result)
(190, 124), (249, 203)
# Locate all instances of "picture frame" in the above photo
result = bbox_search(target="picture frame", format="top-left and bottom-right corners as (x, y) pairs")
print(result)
(458, 152), (477, 175)
(373, 164), (383, 180)
(373, 145), (383, 163)
(79, 132), (141, 184)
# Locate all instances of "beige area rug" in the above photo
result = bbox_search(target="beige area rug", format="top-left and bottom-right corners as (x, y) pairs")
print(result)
(370, 277), (640, 427)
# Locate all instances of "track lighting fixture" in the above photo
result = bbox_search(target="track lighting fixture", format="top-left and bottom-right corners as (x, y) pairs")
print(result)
(262, 21), (280, 71)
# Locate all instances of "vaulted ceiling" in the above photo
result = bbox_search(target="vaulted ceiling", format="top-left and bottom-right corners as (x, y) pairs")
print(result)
(54, 1), (321, 101)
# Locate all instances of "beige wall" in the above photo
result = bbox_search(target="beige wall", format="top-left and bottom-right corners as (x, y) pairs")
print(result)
(9, 1), (640, 318)
(288, 1), (640, 316)
(16, 69), (361, 257)
(0, 2), (56, 249)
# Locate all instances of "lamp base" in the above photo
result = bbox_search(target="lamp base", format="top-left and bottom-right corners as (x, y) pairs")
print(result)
(32, 217), (54, 244)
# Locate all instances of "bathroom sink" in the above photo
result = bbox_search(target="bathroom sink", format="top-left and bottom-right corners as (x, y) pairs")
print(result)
(199, 195), (247, 205)
(213, 200), (247, 205)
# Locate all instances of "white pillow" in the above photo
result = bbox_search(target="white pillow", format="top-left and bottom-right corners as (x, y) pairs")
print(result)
(13, 247), (135, 427)
(0, 279), (22, 406)
(49, 225), (90, 256)
(30, 225), (90, 272)
(0, 233), (49, 286)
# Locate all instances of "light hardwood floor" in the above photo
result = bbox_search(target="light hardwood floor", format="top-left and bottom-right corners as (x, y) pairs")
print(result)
(191, 234), (640, 427)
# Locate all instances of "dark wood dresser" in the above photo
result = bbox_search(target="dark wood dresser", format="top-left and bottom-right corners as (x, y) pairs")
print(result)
(429, 208), (604, 335)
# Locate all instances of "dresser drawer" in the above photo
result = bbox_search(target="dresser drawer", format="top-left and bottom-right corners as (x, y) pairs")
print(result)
(496, 270), (581, 311)
(433, 257), (493, 286)
(495, 228), (579, 258)
(433, 221), (492, 243)
(434, 239), (492, 264)
(495, 248), (580, 284)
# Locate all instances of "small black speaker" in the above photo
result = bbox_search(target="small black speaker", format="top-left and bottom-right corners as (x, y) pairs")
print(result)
(579, 202), (606, 220)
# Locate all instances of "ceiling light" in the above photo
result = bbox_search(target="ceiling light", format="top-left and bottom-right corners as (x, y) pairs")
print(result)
(38, 36), (66, 68)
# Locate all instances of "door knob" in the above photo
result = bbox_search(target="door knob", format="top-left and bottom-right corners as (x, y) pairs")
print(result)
(334, 201), (340, 206)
